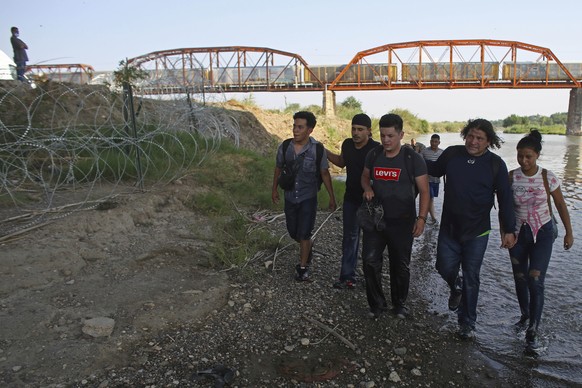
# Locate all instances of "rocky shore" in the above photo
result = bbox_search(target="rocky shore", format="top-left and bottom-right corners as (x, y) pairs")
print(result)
(92, 210), (520, 387)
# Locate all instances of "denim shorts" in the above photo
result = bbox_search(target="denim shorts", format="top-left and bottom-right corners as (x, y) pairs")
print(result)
(284, 196), (317, 241)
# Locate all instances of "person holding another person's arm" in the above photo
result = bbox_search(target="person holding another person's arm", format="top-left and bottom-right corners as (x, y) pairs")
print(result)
(506, 129), (574, 354)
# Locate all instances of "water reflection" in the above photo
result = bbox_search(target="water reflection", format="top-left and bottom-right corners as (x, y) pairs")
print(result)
(563, 136), (582, 202)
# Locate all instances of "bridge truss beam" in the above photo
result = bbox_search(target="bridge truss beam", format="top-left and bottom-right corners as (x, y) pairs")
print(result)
(329, 39), (581, 91)
(25, 64), (95, 84)
(127, 46), (325, 94)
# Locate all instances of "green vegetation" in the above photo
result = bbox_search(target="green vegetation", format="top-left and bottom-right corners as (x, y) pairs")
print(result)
(208, 212), (281, 269)
(283, 102), (301, 114)
(430, 121), (465, 133)
(185, 137), (345, 268)
(321, 123), (343, 147)
(336, 96), (364, 121)
(390, 108), (430, 134)
(337, 97), (464, 136)
(228, 95), (570, 137)
(500, 113), (567, 134)
(239, 94), (258, 108)
(187, 141), (276, 213)
(113, 60), (148, 87)
(69, 130), (204, 184)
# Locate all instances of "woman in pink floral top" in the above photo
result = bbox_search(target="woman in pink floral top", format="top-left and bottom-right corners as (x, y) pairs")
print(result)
(507, 129), (574, 354)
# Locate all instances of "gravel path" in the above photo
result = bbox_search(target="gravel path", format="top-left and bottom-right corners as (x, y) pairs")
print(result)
(91, 209), (522, 387)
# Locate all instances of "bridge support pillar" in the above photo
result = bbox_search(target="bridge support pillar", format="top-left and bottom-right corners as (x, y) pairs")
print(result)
(567, 88), (582, 135)
(323, 90), (336, 117)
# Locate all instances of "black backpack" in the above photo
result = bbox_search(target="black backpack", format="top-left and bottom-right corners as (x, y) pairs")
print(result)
(368, 145), (419, 197)
(281, 138), (324, 191)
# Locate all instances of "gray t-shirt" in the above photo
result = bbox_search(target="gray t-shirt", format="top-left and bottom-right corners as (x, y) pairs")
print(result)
(421, 147), (444, 183)
(276, 136), (328, 204)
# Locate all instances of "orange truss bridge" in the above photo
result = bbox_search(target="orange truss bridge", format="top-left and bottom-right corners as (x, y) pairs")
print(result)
(20, 40), (582, 134)
(24, 40), (582, 92)
(121, 40), (581, 94)
(25, 63), (95, 84)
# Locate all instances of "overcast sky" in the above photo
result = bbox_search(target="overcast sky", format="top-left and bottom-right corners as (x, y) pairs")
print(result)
(2, 0), (581, 121)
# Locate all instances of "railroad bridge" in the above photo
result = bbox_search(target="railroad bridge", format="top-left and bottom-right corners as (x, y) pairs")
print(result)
(25, 40), (582, 135)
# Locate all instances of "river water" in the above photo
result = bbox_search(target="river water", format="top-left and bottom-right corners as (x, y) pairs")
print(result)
(414, 132), (582, 386)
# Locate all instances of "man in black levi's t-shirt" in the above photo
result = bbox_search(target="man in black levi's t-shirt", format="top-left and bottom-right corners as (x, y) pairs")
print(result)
(360, 113), (429, 320)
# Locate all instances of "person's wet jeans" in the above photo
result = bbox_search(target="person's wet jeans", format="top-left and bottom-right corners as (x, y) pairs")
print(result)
(509, 220), (554, 332)
(436, 228), (489, 329)
(339, 199), (361, 282)
(362, 218), (414, 314)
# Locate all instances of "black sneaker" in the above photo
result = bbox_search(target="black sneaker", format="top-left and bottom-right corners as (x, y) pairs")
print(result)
(514, 315), (529, 328)
(457, 325), (474, 340)
(367, 309), (384, 320)
(295, 265), (310, 282)
(333, 280), (355, 289)
(393, 306), (409, 320)
(448, 290), (462, 311)
(525, 328), (540, 355)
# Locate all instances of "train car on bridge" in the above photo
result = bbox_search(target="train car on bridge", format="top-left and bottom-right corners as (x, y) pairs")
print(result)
(209, 66), (298, 88)
(502, 62), (582, 81)
(47, 61), (582, 90)
(305, 63), (397, 84)
(401, 62), (500, 82)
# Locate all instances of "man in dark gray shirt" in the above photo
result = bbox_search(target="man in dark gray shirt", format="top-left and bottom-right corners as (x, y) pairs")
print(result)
(272, 111), (336, 282)
(10, 26), (28, 81)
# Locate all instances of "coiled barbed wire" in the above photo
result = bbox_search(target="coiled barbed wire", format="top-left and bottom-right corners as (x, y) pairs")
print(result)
(0, 80), (239, 239)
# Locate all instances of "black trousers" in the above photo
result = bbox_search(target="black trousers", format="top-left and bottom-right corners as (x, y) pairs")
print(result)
(361, 218), (415, 313)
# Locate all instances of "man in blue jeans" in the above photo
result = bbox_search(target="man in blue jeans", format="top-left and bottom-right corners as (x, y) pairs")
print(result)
(426, 119), (516, 340)
(326, 113), (379, 289)
(272, 111), (336, 281)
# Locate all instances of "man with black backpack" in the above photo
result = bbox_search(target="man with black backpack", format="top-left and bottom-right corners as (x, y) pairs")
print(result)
(272, 111), (336, 282)
(360, 113), (429, 319)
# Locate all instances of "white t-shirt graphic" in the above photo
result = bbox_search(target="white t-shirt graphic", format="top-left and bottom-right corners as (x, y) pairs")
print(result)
(510, 167), (560, 240)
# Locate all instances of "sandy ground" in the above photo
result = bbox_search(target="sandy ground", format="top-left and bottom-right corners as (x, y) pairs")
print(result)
(0, 181), (234, 386)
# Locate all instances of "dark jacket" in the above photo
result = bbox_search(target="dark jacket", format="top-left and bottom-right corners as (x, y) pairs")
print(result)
(426, 145), (515, 242)
(11, 36), (28, 63)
